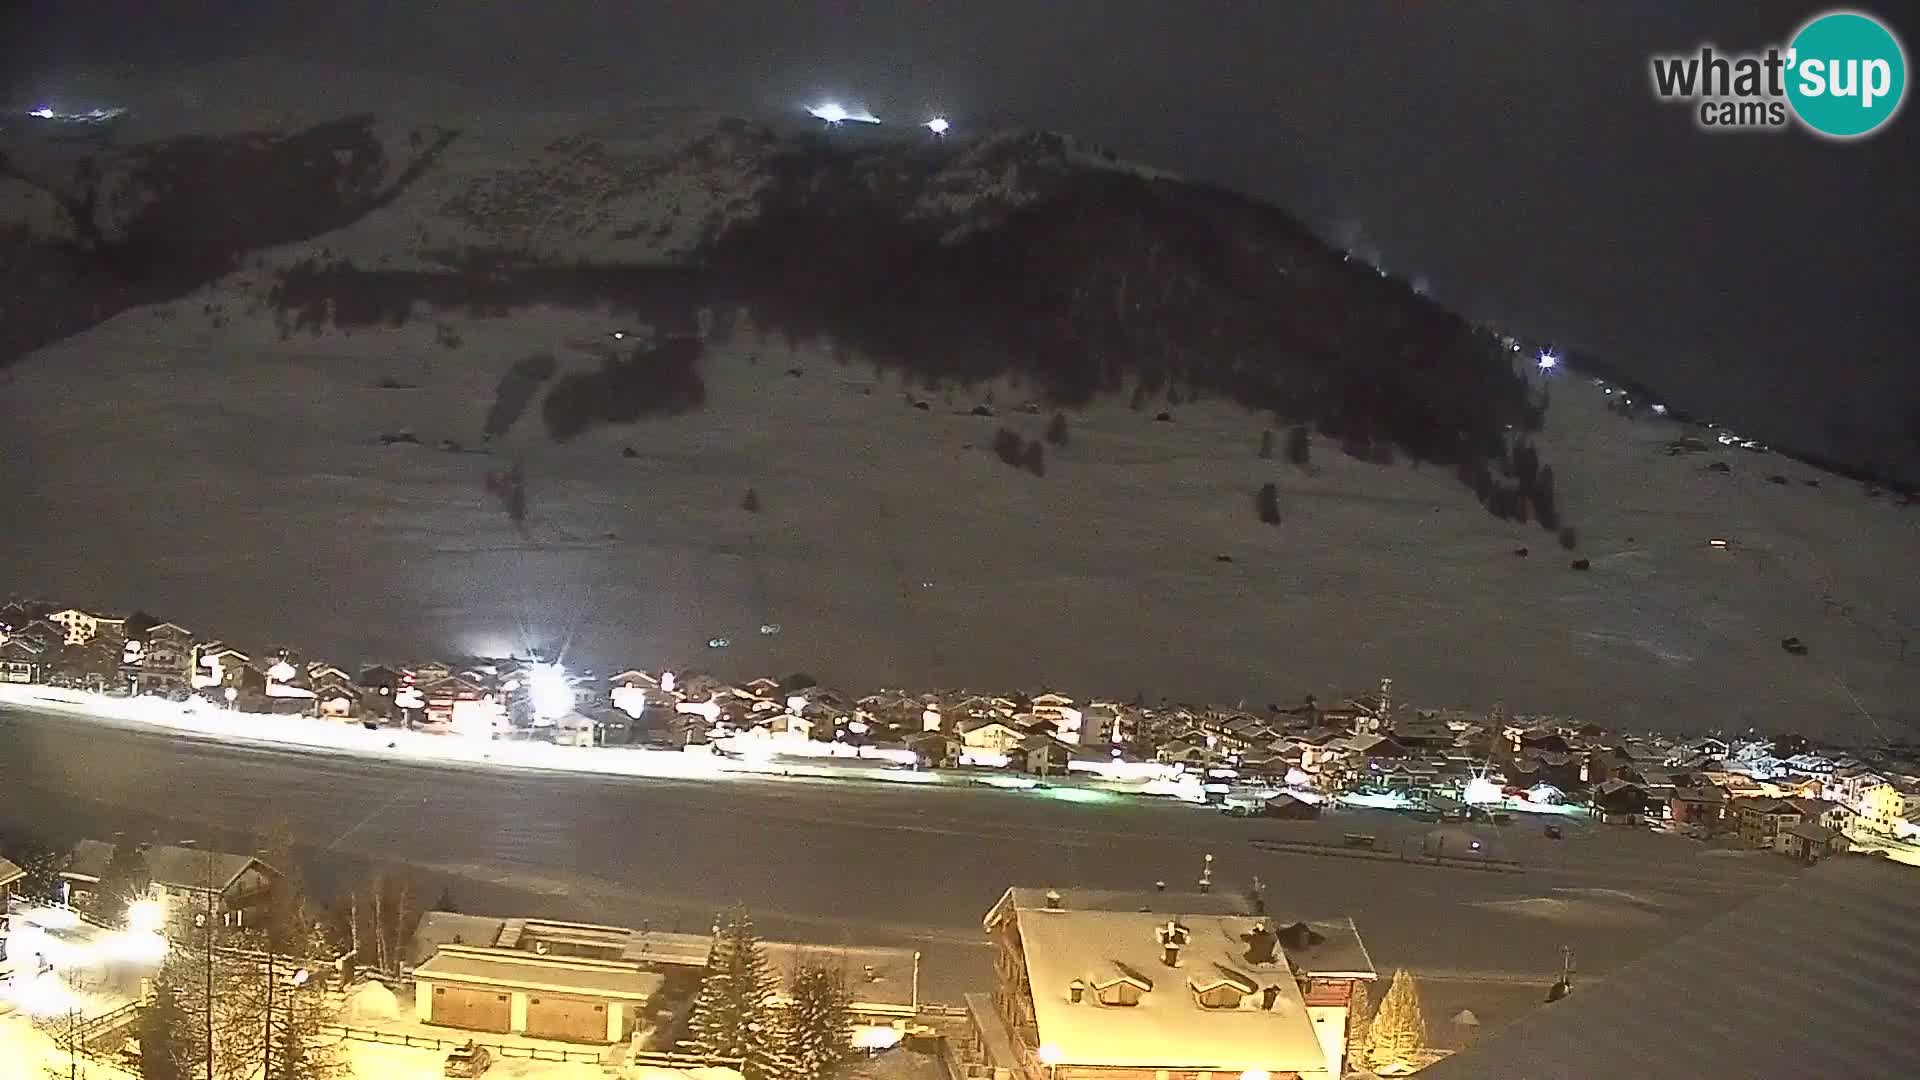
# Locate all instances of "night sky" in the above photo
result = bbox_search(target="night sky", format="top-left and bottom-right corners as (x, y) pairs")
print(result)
(6, 2), (1916, 478)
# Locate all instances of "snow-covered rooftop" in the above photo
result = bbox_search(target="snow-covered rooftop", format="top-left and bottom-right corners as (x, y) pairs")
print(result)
(414, 944), (664, 1001)
(1013, 909), (1333, 1073)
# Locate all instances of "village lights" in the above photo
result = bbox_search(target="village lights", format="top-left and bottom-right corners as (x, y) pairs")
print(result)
(528, 662), (574, 721)
(925, 116), (950, 135)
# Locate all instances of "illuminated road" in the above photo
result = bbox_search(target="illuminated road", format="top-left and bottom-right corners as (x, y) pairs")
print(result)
(0, 705), (1799, 1010)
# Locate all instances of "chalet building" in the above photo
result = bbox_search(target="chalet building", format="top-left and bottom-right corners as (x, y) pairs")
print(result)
(46, 609), (125, 646)
(193, 644), (265, 697)
(908, 731), (961, 768)
(1020, 734), (1074, 776)
(0, 637), (45, 684)
(1732, 797), (1806, 849)
(962, 717), (1028, 755)
(1669, 785), (1729, 827)
(1786, 797), (1852, 835)
(420, 673), (504, 737)
(1779, 823), (1851, 864)
(0, 856), (25, 898)
(125, 622), (197, 694)
(62, 841), (278, 929)
(978, 887), (1375, 1080)
(304, 664), (361, 719)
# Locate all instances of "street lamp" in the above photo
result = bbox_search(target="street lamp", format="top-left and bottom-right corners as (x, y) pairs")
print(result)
(181, 840), (216, 1080)
(1038, 1043), (1061, 1079)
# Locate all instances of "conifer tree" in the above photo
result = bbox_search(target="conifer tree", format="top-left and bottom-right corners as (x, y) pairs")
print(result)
(686, 906), (793, 1079)
(137, 978), (192, 1080)
(785, 960), (856, 1080)
(1346, 980), (1374, 1069)
(1367, 969), (1430, 1068)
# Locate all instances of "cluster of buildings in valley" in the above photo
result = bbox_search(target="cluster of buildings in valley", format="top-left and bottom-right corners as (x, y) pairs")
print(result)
(6, 599), (1920, 863)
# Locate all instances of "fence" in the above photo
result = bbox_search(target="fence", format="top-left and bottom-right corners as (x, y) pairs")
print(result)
(1249, 835), (1524, 872)
(318, 1023), (747, 1069)
(630, 1049), (748, 1070)
(49, 998), (143, 1051)
(320, 1023), (604, 1063)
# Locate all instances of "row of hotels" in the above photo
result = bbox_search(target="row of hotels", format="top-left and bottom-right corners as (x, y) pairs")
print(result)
(6, 598), (1920, 854)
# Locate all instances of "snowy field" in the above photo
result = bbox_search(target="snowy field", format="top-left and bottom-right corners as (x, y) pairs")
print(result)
(4, 283), (1915, 740)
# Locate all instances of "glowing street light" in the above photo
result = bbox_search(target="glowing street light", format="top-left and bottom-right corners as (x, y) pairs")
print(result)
(924, 116), (950, 135)
(29, 106), (55, 119)
(1038, 1043), (1062, 1078)
(1536, 350), (1560, 370)
(127, 895), (167, 935)
(528, 662), (574, 722)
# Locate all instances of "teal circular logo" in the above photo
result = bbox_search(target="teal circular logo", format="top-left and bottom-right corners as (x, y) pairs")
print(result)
(1786, 10), (1907, 138)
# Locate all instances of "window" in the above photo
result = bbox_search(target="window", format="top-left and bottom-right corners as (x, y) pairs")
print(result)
(1193, 983), (1246, 1009)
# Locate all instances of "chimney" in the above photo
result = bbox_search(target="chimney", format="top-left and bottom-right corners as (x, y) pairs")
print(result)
(1068, 979), (1086, 1004)
(1261, 985), (1283, 1010)
(1154, 880), (1166, 893)
(1243, 922), (1278, 965)
(1044, 889), (1063, 911)
(1159, 919), (1189, 967)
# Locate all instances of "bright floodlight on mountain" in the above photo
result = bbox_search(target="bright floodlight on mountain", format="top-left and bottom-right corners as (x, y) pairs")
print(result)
(925, 116), (950, 135)
(29, 106), (54, 119)
(1536, 350), (1560, 370)
(807, 102), (880, 125)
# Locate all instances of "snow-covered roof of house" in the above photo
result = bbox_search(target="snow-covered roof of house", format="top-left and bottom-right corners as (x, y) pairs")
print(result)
(985, 889), (1372, 979)
(1011, 909), (1330, 1073)
(1419, 855), (1920, 1080)
(0, 856), (23, 888)
(65, 840), (269, 894)
(416, 944), (664, 1002)
(409, 911), (508, 963)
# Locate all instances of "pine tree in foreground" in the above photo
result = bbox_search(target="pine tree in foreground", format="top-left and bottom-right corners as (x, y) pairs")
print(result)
(784, 960), (856, 1080)
(685, 906), (792, 1079)
(1346, 980), (1374, 1070)
(1366, 968), (1430, 1069)
(137, 979), (191, 1080)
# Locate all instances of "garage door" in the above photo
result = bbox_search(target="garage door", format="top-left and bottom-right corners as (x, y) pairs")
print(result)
(524, 994), (608, 1043)
(430, 985), (511, 1033)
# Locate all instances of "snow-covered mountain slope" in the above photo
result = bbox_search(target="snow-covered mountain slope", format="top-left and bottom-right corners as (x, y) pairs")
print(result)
(2, 100), (1915, 737)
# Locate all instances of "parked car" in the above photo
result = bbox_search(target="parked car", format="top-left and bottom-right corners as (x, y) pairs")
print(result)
(444, 1042), (492, 1078)
(1219, 804), (1254, 818)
